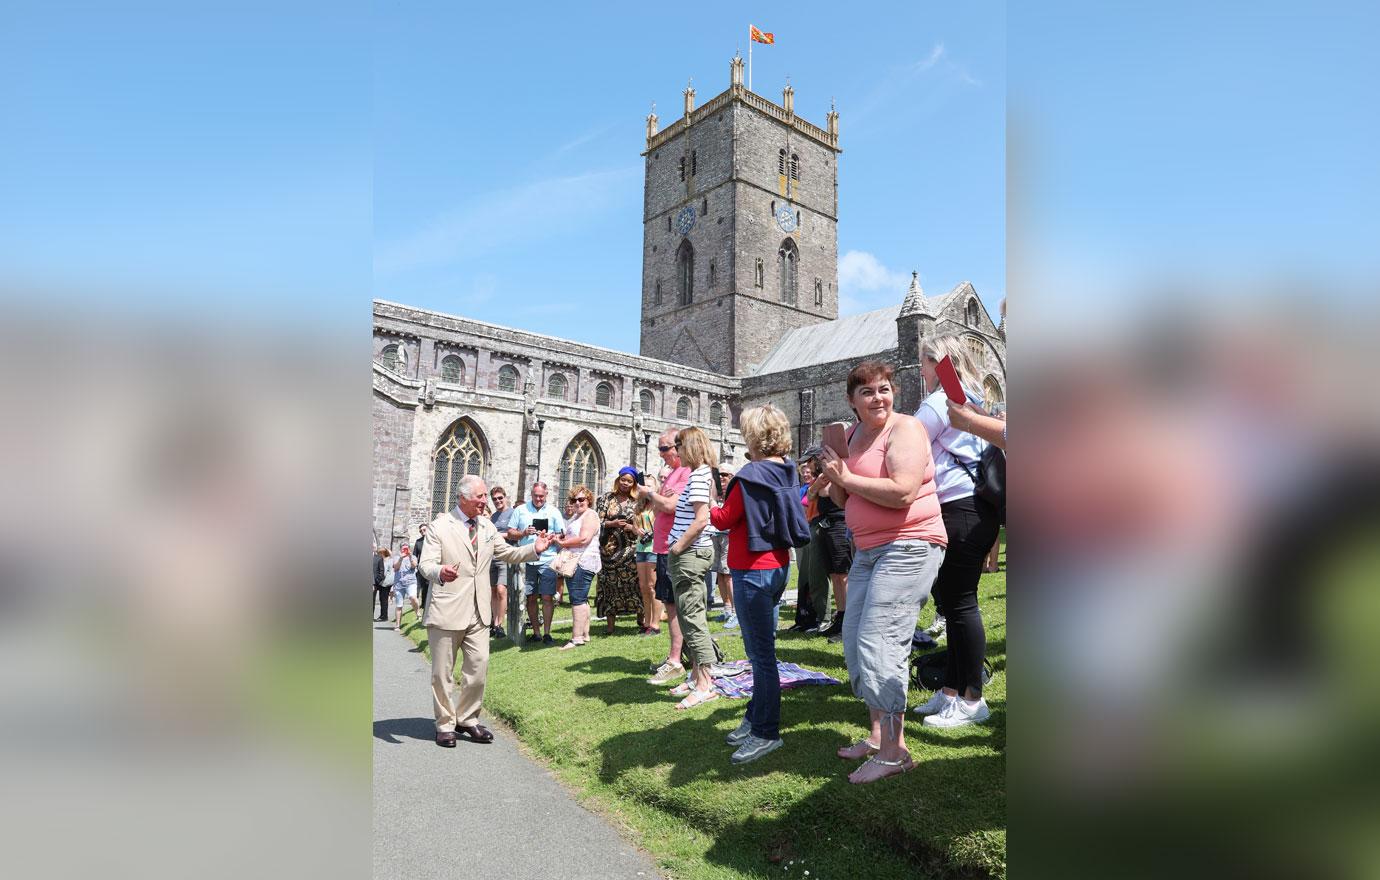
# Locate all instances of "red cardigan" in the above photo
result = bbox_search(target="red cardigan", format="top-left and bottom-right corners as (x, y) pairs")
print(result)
(708, 483), (791, 570)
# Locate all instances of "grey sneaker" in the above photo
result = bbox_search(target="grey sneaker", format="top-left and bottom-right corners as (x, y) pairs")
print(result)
(730, 734), (783, 764)
(646, 662), (686, 685)
(725, 718), (753, 746)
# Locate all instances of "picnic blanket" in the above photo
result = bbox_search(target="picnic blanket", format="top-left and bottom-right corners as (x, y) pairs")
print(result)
(708, 660), (841, 699)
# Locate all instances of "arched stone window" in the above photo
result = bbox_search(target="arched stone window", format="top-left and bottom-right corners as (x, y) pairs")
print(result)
(966, 298), (981, 327)
(595, 382), (613, 408)
(789, 152), (799, 182)
(754, 258), (764, 288)
(983, 375), (1005, 410)
(709, 262), (716, 288)
(431, 419), (486, 518)
(556, 434), (602, 507)
(440, 355), (463, 384)
(676, 396), (691, 420)
(814, 278), (823, 306)
(709, 400), (724, 426)
(380, 343), (403, 373)
(639, 389), (654, 414)
(654, 280), (663, 305)
(777, 148), (786, 175)
(778, 239), (799, 304)
(547, 372), (568, 400)
(966, 335), (986, 369)
(497, 365), (519, 392)
(677, 240), (694, 306)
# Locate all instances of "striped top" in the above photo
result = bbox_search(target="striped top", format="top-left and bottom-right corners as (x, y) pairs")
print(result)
(668, 465), (714, 549)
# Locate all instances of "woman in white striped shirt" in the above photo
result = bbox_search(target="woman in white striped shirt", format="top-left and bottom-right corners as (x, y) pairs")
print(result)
(665, 426), (721, 709)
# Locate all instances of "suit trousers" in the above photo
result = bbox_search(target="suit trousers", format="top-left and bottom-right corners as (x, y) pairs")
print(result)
(429, 622), (491, 732)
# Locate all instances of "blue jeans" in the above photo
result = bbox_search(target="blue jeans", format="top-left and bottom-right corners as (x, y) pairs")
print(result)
(524, 563), (558, 597)
(732, 566), (789, 741)
(567, 566), (595, 606)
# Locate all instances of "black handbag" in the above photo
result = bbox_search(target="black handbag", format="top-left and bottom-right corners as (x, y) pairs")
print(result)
(911, 649), (995, 692)
(955, 444), (1005, 519)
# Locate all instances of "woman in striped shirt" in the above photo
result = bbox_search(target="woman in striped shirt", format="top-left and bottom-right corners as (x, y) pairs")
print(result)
(665, 426), (721, 709)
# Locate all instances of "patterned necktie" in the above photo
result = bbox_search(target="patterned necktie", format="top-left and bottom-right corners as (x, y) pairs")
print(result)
(467, 519), (478, 550)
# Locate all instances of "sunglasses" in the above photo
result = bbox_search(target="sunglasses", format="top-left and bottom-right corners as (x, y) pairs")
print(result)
(657, 445), (674, 452)
(572, 497), (590, 504)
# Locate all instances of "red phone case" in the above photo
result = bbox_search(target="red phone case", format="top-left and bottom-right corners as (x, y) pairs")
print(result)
(937, 355), (966, 404)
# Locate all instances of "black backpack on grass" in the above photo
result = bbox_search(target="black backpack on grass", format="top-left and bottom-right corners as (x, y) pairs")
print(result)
(910, 649), (994, 692)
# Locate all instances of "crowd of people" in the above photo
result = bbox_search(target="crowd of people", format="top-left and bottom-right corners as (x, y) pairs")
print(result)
(374, 342), (1006, 782)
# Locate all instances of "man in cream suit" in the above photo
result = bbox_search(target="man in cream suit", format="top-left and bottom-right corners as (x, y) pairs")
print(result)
(419, 474), (551, 747)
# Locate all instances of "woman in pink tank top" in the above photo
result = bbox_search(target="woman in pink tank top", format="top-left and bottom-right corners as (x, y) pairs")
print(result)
(818, 360), (947, 784)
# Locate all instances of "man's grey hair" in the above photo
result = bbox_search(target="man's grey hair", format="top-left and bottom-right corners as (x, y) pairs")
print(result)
(457, 474), (486, 498)
(531, 481), (548, 492)
(658, 427), (680, 444)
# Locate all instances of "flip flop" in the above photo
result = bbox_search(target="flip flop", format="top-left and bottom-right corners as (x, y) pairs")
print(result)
(848, 753), (914, 785)
(668, 682), (693, 697)
(674, 689), (719, 710)
(837, 739), (880, 760)
(559, 641), (582, 651)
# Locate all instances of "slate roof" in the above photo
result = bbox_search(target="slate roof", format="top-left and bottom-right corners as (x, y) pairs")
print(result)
(752, 279), (971, 376)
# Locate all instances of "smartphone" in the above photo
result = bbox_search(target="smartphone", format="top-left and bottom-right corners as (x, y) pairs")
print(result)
(531, 518), (549, 532)
(634, 470), (646, 486)
(937, 355), (966, 404)
(821, 421), (849, 458)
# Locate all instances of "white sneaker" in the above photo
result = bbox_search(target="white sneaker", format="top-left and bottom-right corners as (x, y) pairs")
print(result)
(912, 690), (957, 716)
(925, 615), (947, 639)
(922, 697), (990, 729)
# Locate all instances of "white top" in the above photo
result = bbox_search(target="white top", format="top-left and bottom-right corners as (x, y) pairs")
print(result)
(567, 510), (603, 573)
(916, 387), (990, 505)
(668, 466), (714, 549)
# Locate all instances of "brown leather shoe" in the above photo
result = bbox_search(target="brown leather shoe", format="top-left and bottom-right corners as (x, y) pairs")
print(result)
(435, 730), (457, 748)
(457, 724), (494, 744)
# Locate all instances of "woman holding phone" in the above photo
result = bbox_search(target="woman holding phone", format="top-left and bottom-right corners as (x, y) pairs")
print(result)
(819, 360), (947, 784)
(912, 335), (1001, 729)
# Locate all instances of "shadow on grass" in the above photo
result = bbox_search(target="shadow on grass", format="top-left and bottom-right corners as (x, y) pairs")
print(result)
(574, 677), (674, 706)
(373, 716), (435, 744)
(564, 655), (652, 675)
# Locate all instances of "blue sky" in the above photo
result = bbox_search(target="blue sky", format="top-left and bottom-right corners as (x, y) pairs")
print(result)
(373, 3), (1006, 352)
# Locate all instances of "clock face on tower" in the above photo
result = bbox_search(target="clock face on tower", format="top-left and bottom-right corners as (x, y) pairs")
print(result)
(675, 205), (696, 235)
(775, 203), (798, 233)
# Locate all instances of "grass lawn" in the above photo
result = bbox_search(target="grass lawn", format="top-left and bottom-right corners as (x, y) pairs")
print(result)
(398, 540), (1006, 880)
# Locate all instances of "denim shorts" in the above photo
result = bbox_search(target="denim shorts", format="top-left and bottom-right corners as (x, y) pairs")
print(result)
(523, 563), (559, 597)
(567, 567), (595, 606)
(654, 553), (675, 603)
(634, 550), (656, 564)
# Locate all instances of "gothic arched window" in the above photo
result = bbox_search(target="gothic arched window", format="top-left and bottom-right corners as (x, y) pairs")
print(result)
(380, 343), (402, 373)
(654, 280), (663, 305)
(966, 335), (986, 369)
(709, 262), (716, 288)
(431, 419), (486, 518)
(595, 382), (613, 408)
(709, 401), (724, 426)
(967, 298), (981, 327)
(814, 278), (823, 306)
(676, 396), (691, 420)
(440, 355), (463, 384)
(790, 152), (799, 181)
(677, 239), (694, 306)
(778, 148), (786, 175)
(778, 238), (799, 305)
(497, 365), (519, 392)
(983, 376), (1005, 410)
(556, 434), (602, 507)
(754, 258), (764, 288)
(547, 372), (568, 400)
(639, 389), (654, 414)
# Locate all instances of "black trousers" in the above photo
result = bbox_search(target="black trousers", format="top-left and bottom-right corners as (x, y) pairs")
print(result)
(375, 585), (390, 619)
(932, 495), (1001, 697)
(417, 575), (429, 609)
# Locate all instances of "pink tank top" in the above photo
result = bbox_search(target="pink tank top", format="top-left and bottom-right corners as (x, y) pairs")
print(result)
(844, 417), (947, 551)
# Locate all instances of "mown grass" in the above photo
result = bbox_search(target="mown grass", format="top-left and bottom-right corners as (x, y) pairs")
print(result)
(397, 542), (1006, 880)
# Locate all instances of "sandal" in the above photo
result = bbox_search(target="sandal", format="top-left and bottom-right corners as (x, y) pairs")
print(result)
(848, 753), (915, 785)
(558, 640), (582, 651)
(674, 689), (719, 710)
(837, 739), (881, 760)
(668, 682), (693, 697)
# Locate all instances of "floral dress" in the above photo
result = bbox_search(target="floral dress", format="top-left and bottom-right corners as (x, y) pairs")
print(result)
(594, 491), (644, 618)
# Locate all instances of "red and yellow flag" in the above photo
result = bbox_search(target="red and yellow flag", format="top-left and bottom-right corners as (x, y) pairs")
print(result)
(750, 25), (774, 45)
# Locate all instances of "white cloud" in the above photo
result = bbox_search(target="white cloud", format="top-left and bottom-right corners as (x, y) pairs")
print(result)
(915, 43), (946, 72)
(838, 250), (913, 314)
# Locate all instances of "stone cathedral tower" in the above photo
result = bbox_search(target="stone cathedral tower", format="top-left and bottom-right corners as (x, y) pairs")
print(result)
(639, 55), (842, 376)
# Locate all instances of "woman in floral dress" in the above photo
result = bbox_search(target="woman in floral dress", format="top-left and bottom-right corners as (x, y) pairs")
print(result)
(594, 468), (645, 634)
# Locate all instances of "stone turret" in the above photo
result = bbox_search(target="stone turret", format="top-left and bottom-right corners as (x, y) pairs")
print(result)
(683, 80), (696, 116)
(646, 103), (658, 140)
(782, 82), (795, 116)
(730, 54), (744, 88)
(827, 98), (839, 141)
(895, 271), (934, 412)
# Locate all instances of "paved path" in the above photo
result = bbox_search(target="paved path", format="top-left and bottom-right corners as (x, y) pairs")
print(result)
(372, 621), (664, 880)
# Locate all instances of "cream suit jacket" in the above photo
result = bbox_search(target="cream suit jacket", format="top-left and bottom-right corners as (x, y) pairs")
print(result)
(418, 509), (536, 630)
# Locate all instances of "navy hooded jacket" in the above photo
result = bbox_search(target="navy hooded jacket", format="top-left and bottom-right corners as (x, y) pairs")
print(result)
(725, 458), (813, 552)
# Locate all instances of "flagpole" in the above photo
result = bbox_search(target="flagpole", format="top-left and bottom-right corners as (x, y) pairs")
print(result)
(748, 24), (753, 92)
